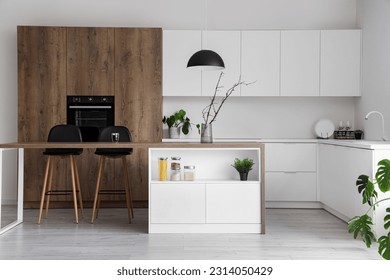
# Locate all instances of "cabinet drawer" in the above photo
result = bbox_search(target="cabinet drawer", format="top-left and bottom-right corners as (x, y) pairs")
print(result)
(206, 183), (261, 223)
(265, 172), (317, 201)
(265, 143), (317, 171)
(150, 183), (205, 223)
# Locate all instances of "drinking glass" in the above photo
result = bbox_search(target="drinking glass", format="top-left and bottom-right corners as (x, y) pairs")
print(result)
(111, 132), (120, 143)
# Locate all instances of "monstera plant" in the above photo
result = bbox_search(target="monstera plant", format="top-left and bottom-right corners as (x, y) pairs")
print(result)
(347, 159), (390, 259)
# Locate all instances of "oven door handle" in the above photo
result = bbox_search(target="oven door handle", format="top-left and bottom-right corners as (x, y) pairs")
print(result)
(68, 105), (112, 109)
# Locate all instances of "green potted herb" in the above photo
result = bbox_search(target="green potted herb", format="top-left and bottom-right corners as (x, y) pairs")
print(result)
(162, 109), (199, 139)
(231, 158), (255, 181)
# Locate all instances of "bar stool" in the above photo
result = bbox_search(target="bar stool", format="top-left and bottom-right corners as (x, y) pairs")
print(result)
(38, 124), (84, 224)
(91, 126), (134, 223)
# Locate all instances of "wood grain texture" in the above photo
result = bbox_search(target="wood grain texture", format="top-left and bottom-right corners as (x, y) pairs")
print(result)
(17, 26), (68, 203)
(114, 28), (163, 201)
(17, 26), (162, 206)
(66, 27), (115, 96)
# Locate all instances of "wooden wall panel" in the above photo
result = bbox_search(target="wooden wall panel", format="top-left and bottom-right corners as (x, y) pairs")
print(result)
(66, 27), (116, 202)
(115, 28), (162, 201)
(66, 27), (115, 96)
(18, 26), (68, 202)
(18, 26), (162, 207)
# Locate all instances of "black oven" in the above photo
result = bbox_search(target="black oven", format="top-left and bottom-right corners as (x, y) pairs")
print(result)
(67, 96), (115, 141)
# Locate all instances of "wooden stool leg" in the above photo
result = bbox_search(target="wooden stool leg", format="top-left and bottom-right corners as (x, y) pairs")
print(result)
(73, 157), (84, 219)
(91, 156), (106, 223)
(69, 155), (79, 224)
(45, 158), (54, 218)
(122, 156), (133, 223)
(38, 157), (51, 224)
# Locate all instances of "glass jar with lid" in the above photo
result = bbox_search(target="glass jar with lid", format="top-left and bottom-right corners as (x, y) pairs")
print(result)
(184, 165), (195, 181)
(170, 157), (181, 181)
(158, 157), (168, 181)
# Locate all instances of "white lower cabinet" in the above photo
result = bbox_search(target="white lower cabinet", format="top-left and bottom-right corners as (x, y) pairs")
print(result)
(319, 144), (372, 220)
(206, 183), (260, 223)
(150, 183), (205, 224)
(265, 143), (318, 206)
(266, 172), (317, 201)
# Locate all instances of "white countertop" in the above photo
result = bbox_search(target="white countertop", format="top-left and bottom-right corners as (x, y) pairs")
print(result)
(163, 138), (390, 150)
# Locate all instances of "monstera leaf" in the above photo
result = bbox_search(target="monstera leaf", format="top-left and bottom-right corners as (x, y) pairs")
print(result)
(378, 233), (390, 260)
(348, 214), (376, 248)
(356, 175), (377, 206)
(376, 159), (390, 193)
(385, 207), (390, 230)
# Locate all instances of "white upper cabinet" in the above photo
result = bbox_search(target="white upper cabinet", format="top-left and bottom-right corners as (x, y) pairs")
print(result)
(320, 30), (361, 96)
(163, 30), (202, 96)
(201, 31), (241, 97)
(281, 30), (320, 96)
(241, 31), (281, 96)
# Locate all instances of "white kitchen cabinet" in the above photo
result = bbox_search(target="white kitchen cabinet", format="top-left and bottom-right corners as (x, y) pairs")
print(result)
(201, 31), (241, 97)
(281, 30), (320, 96)
(265, 143), (317, 172)
(266, 172), (317, 201)
(241, 31), (280, 96)
(150, 183), (206, 223)
(206, 183), (260, 223)
(163, 30), (202, 96)
(265, 143), (318, 205)
(320, 30), (361, 97)
(148, 145), (264, 233)
(319, 144), (372, 220)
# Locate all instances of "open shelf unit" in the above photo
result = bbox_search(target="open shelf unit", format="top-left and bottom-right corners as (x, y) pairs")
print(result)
(148, 145), (265, 233)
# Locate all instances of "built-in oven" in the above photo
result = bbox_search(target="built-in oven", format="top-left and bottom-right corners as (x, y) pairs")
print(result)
(67, 96), (115, 141)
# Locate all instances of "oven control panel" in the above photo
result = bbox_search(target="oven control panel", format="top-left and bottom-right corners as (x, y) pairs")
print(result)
(67, 96), (114, 104)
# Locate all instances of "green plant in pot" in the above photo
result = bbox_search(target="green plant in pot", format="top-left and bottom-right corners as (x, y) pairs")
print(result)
(162, 109), (200, 139)
(347, 159), (390, 259)
(231, 158), (255, 181)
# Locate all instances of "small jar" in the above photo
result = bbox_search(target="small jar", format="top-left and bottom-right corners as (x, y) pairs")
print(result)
(184, 165), (195, 181)
(158, 157), (168, 181)
(170, 157), (181, 181)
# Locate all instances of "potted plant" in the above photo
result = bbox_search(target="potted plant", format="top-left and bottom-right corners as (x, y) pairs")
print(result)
(354, 129), (364, 140)
(347, 159), (390, 259)
(162, 109), (199, 139)
(231, 157), (255, 181)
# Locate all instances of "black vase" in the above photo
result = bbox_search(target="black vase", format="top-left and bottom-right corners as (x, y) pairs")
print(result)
(239, 172), (248, 181)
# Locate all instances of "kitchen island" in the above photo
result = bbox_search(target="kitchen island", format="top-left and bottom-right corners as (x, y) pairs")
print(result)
(0, 142), (265, 235)
(148, 143), (265, 234)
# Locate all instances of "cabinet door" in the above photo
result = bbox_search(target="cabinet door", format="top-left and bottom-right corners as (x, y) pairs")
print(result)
(265, 143), (317, 172)
(150, 183), (206, 223)
(163, 30), (202, 96)
(241, 31), (280, 96)
(266, 172), (317, 201)
(201, 31), (241, 96)
(319, 144), (372, 220)
(281, 30), (320, 96)
(67, 27), (115, 96)
(17, 26), (67, 203)
(206, 183), (260, 223)
(320, 30), (361, 96)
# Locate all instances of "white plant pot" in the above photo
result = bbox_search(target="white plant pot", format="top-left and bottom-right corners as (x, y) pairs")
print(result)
(169, 127), (181, 139)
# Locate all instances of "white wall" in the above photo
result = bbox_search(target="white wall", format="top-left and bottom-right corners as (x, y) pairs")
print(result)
(356, 0), (390, 140)
(0, 0), (357, 143)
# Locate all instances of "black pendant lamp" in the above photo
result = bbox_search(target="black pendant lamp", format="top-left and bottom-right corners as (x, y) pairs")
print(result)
(186, 0), (225, 71)
(187, 49), (225, 70)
